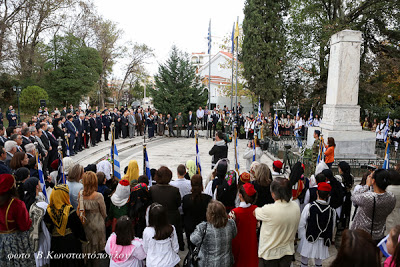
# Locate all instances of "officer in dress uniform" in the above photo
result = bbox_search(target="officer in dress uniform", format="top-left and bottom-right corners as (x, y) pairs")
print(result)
(311, 130), (321, 171)
(175, 112), (184, 137)
(101, 111), (109, 141)
(89, 112), (97, 146)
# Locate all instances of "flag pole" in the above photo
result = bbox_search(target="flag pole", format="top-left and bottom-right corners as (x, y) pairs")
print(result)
(111, 122), (115, 179)
(208, 19), (211, 111)
(143, 144), (146, 175)
(234, 127), (238, 173)
(235, 16), (239, 121)
(230, 23), (235, 111)
(57, 137), (65, 184)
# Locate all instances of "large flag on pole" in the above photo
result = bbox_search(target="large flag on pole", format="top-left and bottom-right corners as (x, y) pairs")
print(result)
(234, 21), (239, 47)
(296, 106), (300, 118)
(273, 112), (279, 136)
(207, 20), (212, 54)
(111, 143), (121, 180)
(37, 154), (48, 202)
(253, 136), (257, 162)
(317, 137), (324, 165)
(195, 133), (202, 175)
(383, 113), (390, 169)
(65, 134), (70, 157)
(308, 108), (313, 127)
(144, 145), (152, 186)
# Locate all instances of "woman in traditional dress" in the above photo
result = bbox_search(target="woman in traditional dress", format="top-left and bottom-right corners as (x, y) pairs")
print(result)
(0, 173), (35, 267)
(44, 184), (87, 267)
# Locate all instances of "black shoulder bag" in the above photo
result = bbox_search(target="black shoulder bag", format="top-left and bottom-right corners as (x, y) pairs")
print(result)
(370, 196), (376, 237)
(183, 223), (208, 267)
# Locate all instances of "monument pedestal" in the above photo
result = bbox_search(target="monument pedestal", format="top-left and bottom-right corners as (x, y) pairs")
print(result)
(320, 30), (376, 159)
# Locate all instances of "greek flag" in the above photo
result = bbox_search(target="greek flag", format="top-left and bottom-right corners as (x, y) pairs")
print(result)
(231, 22), (235, 54)
(257, 97), (262, 123)
(378, 235), (391, 258)
(196, 133), (202, 175)
(273, 113), (279, 136)
(207, 20), (211, 54)
(317, 137), (324, 164)
(384, 114), (390, 143)
(144, 145), (152, 186)
(296, 107), (300, 118)
(37, 154), (48, 202)
(111, 143), (121, 180)
(308, 108), (313, 127)
(253, 137), (256, 162)
(58, 151), (66, 184)
(383, 141), (390, 169)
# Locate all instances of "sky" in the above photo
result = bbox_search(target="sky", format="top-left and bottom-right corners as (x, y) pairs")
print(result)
(95, 0), (245, 77)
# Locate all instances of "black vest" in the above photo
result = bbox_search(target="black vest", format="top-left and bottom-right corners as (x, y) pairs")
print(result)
(305, 201), (335, 247)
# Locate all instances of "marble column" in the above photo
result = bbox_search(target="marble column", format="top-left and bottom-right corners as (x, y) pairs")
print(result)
(320, 30), (376, 159)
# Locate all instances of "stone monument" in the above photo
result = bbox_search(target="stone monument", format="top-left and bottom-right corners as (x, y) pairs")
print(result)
(320, 30), (376, 159)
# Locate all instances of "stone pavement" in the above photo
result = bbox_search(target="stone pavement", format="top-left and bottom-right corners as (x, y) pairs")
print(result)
(71, 132), (339, 266)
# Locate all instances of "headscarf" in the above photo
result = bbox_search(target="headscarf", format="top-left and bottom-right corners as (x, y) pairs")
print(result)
(46, 184), (72, 236)
(225, 170), (238, 186)
(23, 177), (39, 211)
(122, 160), (139, 183)
(97, 160), (112, 180)
(111, 180), (130, 207)
(186, 160), (196, 178)
(249, 161), (260, 181)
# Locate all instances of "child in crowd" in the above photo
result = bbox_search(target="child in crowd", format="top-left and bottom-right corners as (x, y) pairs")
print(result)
(385, 225), (400, 267)
(229, 183), (258, 267)
(298, 182), (336, 267)
(107, 179), (130, 232)
(105, 215), (146, 267)
(142, 203), (180, 267)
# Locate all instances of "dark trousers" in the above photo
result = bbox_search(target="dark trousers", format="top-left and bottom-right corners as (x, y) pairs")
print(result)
(69, 135), (75, 154)
(187, 125), (194, 138)
(103, 127), (110, 141)
(168, 125), (175, 136)
(115, 126), (120, 139)
(75, 134), (82, 151)
(258, 255), (292, 267)
(122, 126), (128, 138)
(208, 122), (213, 137)
(90, 130), (96, 146)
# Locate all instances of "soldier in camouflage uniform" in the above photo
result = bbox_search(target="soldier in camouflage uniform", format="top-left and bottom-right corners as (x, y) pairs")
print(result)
(262, 119), (271, 141)
(311, 130), (321, 171)
(175, 112), (184, 137)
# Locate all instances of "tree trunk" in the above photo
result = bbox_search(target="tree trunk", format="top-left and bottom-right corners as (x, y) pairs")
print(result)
(263, 99), (270, 114)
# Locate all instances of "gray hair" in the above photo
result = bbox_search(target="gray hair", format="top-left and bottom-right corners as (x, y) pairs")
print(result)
(47, 125), (53, 130)
(28, 126), (36, 133)
(25, 143), (35, 153)
(270, 177), (292, 202)
(4, 141), (17, 152)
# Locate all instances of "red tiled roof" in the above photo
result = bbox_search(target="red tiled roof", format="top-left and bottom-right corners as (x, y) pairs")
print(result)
(220, 51), (233, 59)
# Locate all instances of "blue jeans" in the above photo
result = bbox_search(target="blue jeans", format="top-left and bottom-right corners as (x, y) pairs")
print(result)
(295, 132), (302, 148)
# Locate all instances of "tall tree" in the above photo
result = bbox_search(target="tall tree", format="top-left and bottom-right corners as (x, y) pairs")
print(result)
(150, 46), (208, 116)
(44, 34), (102, 106)
(242, 0), (289, 113)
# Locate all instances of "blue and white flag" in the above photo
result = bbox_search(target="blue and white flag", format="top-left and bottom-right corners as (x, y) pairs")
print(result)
(207, 19), (211, 54)
(384, 114), (390, 143)
(273, 113), (279, 136)
(308, 108), (313, 127)
(317, 137), (324, 165)
(58, 151), (66, 184)
(111, 143), (121, 180)
(144, 145), (152, 186)
(383, 142), (390, 169)
(196, 134), (202, 175)
(253, 138), (256, 162)
(378, 234), (391, 258)
(257, 97), (262, 123)
(296, 107), (300, 118)
(37, 155), (48, 202)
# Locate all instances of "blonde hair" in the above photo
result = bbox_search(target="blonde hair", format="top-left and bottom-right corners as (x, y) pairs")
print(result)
(82, 171), (98, 196)
(254, 163), (272, 187)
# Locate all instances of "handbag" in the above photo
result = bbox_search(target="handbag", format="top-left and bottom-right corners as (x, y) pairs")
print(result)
(77, 190), (87, 225)
(183, 223), (208, 267)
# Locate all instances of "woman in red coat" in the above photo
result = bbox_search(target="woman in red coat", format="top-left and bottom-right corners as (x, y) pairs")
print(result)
(229, 183), (259, 267)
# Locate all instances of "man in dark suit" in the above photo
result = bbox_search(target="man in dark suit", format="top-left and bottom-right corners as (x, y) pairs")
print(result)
(135, 109), (144, 136)
(187, 110), (195, 138)
(0, 146), (11, 174)
(7, 109), (17, 127)
(47, 125), (58, 168)
(0, 125), (7, 147)
(83, 115), (90, 148)
(66, 115), (78, 156)
(89, 113), (97, 146)
(73, 114), (84, 152)
(121, 111), (129, 138)
(102, 110), (110, 141)
(21, 127), (32, 151)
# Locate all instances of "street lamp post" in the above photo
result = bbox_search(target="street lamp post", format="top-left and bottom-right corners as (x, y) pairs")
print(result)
(12, 86), (22, 124)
